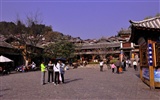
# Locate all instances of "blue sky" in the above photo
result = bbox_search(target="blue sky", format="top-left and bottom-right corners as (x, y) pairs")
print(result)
(0, 0), (159, 39)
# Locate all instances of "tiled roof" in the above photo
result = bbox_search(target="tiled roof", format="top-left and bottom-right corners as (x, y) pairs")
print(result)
(0, 41), (15, 49)
(130, 16), (160, 29)
(79, 42), (120, 49)
(0, 35), (6, 41)
(118, 28), (131, 34)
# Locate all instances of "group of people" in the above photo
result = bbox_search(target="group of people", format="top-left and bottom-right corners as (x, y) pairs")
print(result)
(99, 58), (138, 74)
(0, 64), (11, 75)
(17, 61), (37, 72)
(41, 60), (65, 85)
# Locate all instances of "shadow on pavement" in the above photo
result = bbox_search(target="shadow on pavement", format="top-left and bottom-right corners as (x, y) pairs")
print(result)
(0, 88), (11, 98)
(64, 78), (83, 84)
(135, 74), (140, 78)
(0, 88), (10, 92)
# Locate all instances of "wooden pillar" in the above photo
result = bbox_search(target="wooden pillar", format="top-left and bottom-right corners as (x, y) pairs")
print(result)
(92, 55), (96, 62)
(148, 40), (155, 89)
(149, 66), (155, 89)
(139, 46), (143, 80)
(100, 55), (104, 60)
(140, 66), (143, 80)
(152, 42), (157, 67)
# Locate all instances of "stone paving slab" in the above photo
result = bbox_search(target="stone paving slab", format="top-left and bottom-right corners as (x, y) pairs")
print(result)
(0, 65), (160, 100)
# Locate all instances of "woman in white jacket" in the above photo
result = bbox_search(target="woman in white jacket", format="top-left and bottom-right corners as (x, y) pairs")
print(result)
(60, 62), (65, 83)
(54, 61), (60, 85)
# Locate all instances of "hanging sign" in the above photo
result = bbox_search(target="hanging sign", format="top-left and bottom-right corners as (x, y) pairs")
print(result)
(148, 44), (153, 66)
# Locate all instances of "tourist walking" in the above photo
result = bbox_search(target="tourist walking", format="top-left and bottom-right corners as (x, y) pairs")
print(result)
(115, 58), (121, 74)
(54, 61), (60, 85)
(60, 61), (65, 83)
(123, 60), (126, 71)
(99, 60), (104, 72)
(126, 59), (128, 68)
(41, 61), (46, 85)
(133, 60), (138, 71)
(111, 62), (116, 73)
(47, 61), (54, 83)
(128, 59), (131, 68)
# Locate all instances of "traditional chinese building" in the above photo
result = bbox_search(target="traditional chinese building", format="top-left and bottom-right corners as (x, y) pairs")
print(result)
(75, 41), (120, 62)
(130, 16), (160, 88)
(0, 36), (23, 69)
(119, 29), (139, 60)
(4, 36), (43, 67)
(74, 28), (139, 63)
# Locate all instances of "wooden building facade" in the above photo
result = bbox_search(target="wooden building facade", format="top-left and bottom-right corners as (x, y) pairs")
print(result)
(130, 16), (160, 88)
(1, 36), (44, 68)
(0, 41), (23, 69)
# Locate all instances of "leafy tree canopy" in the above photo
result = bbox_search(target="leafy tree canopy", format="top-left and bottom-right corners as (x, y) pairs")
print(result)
(44, 39), (76, 59)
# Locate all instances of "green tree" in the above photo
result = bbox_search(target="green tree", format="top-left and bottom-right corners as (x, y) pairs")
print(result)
(0, 21), (16, 36)
(44, 39), (76, 59)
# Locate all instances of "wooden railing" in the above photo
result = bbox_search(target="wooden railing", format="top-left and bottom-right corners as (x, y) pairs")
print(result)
(75, 50), (120, 55)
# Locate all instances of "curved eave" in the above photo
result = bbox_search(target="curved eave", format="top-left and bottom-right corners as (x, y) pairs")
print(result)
(129, 26), (160, 42)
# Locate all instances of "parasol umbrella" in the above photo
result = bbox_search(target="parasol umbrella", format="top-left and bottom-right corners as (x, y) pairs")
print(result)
(0, 55), (13, 62)
(56, 57), (66, 63)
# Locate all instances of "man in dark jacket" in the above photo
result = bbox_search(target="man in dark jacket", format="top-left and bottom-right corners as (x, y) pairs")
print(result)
(47, 61), (54, 83)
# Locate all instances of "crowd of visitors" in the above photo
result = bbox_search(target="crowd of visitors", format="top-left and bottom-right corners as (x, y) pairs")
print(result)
(99, 58), (138, 74)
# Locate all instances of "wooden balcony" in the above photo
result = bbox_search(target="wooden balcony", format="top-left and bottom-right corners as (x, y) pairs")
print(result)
(75, 50), (120, 55)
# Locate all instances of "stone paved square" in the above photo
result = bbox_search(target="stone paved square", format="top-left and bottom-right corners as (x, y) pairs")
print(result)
(0, 65), (160, 100)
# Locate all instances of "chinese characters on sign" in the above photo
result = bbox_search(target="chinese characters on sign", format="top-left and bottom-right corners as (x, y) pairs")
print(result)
(148, 44), (153, 66)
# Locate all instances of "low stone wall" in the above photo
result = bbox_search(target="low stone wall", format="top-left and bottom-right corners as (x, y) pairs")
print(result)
(81, 64), (110, 69)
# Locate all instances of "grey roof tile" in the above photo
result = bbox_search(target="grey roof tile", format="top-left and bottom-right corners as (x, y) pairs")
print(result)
(0, 41), (15, 48)
(130, 16), (160, 29)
